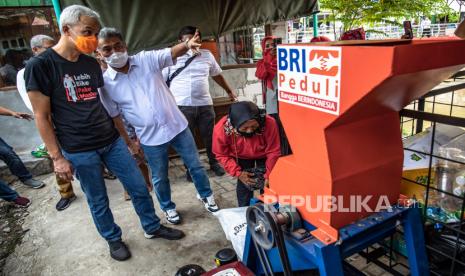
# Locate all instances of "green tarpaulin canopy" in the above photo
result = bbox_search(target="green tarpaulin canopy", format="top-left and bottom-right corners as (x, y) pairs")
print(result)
(60, 0), (318, 53)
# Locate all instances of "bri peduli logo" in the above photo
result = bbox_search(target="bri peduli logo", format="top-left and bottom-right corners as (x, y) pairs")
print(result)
(277, 45), (342, 115)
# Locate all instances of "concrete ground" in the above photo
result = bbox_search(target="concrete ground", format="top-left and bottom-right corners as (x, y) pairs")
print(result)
(2, 155), (239, 275)
(0, 152), (409, 276)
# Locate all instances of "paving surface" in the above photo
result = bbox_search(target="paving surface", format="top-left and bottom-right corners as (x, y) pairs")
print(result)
(0, 89), (43, 154)
(2, 155), (239, 275)
(0, 153), (410, 275)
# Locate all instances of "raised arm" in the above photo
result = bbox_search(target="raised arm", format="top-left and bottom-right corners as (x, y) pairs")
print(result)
(171, 30), (201, 61)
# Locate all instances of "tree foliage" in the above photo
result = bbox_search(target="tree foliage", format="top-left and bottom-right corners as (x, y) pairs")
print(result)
(319, 0), (455, 32)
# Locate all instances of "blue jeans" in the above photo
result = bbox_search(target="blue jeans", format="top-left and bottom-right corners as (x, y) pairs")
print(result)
(0, 179), (18, 202)
(142, 128), (212, 211)
(62, 137), (160, 242)
(0, 137), (32, 182)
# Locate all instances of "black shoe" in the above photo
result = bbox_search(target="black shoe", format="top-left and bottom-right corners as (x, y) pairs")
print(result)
(144, 225), (185, 240)
(186, 171), (193, 182)
(55, 195), (76, 211)
(108, 240), (131, 261)
(211, 163), (225, 176)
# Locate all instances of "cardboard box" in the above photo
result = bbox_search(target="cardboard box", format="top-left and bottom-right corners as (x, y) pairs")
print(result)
(401, 168), (432, 200)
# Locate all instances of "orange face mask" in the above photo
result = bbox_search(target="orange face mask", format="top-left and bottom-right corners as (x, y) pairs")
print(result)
(70, 29), (98, 54)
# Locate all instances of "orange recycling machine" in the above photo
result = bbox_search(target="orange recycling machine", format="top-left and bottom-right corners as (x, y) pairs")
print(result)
(243, 38), (465, 276)
(271, 38), (465, 243)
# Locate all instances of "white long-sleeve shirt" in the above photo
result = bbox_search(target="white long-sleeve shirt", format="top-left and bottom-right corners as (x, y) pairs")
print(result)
(99, 49), (188, 146)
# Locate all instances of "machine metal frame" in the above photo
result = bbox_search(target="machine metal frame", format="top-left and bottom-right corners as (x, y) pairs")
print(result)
(243, 200), (428, 276)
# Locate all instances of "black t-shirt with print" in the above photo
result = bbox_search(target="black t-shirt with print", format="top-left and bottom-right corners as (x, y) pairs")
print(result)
(25, 48), (119, 153)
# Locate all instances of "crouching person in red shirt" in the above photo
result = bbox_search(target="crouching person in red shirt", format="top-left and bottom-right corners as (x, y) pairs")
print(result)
(213, 101), (281, 206)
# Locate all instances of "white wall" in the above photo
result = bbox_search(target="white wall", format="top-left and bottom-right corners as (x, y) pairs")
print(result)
(209, 67), (264, 108)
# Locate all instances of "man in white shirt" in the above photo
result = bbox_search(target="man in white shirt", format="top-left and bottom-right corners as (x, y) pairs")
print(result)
(163, 26), (237, 181)
(16, 34), (78, 211)
(420, 17), (431, 37)
(98, 27), (220, 225)
(17, 35), (55, 112)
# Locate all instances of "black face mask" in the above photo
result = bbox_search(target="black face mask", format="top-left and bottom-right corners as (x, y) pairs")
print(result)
(237, 129), (258, 138)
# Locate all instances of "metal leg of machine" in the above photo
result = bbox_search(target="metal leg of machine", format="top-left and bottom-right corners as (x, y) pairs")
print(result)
(403, 207), (429, 276)
(313, 243), (344, 276)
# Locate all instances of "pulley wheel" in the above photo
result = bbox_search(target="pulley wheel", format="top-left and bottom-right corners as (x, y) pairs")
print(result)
(278, 205), (302, 232)
(246, 204), (275, 250)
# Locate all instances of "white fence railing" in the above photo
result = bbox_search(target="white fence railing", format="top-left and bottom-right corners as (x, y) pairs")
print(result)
(287, 23), (459, 43)
(217, 23), (460, 64)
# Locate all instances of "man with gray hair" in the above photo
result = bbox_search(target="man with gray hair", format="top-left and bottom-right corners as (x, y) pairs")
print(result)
(17, 34), (78, 212)
(25, 4), (185, 261)
(30, 35), (55, 53)
(98, 27), (220, 226)
(17, 34), (55, 112)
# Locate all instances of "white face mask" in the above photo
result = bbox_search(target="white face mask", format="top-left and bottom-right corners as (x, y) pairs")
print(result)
(104, 51), (128, 68)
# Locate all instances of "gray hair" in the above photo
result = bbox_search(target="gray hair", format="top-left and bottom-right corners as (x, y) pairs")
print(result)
(59, 5), (100, 33)
(98, 27), (124, 42)
(30, 34), (54, 49)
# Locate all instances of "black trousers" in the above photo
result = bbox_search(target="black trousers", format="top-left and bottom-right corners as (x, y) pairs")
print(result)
(237, 158), (266, 207)
(178, 105), (218, 166)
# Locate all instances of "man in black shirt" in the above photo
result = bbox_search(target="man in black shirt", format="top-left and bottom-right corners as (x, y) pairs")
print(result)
(25, 5), (184, 261)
